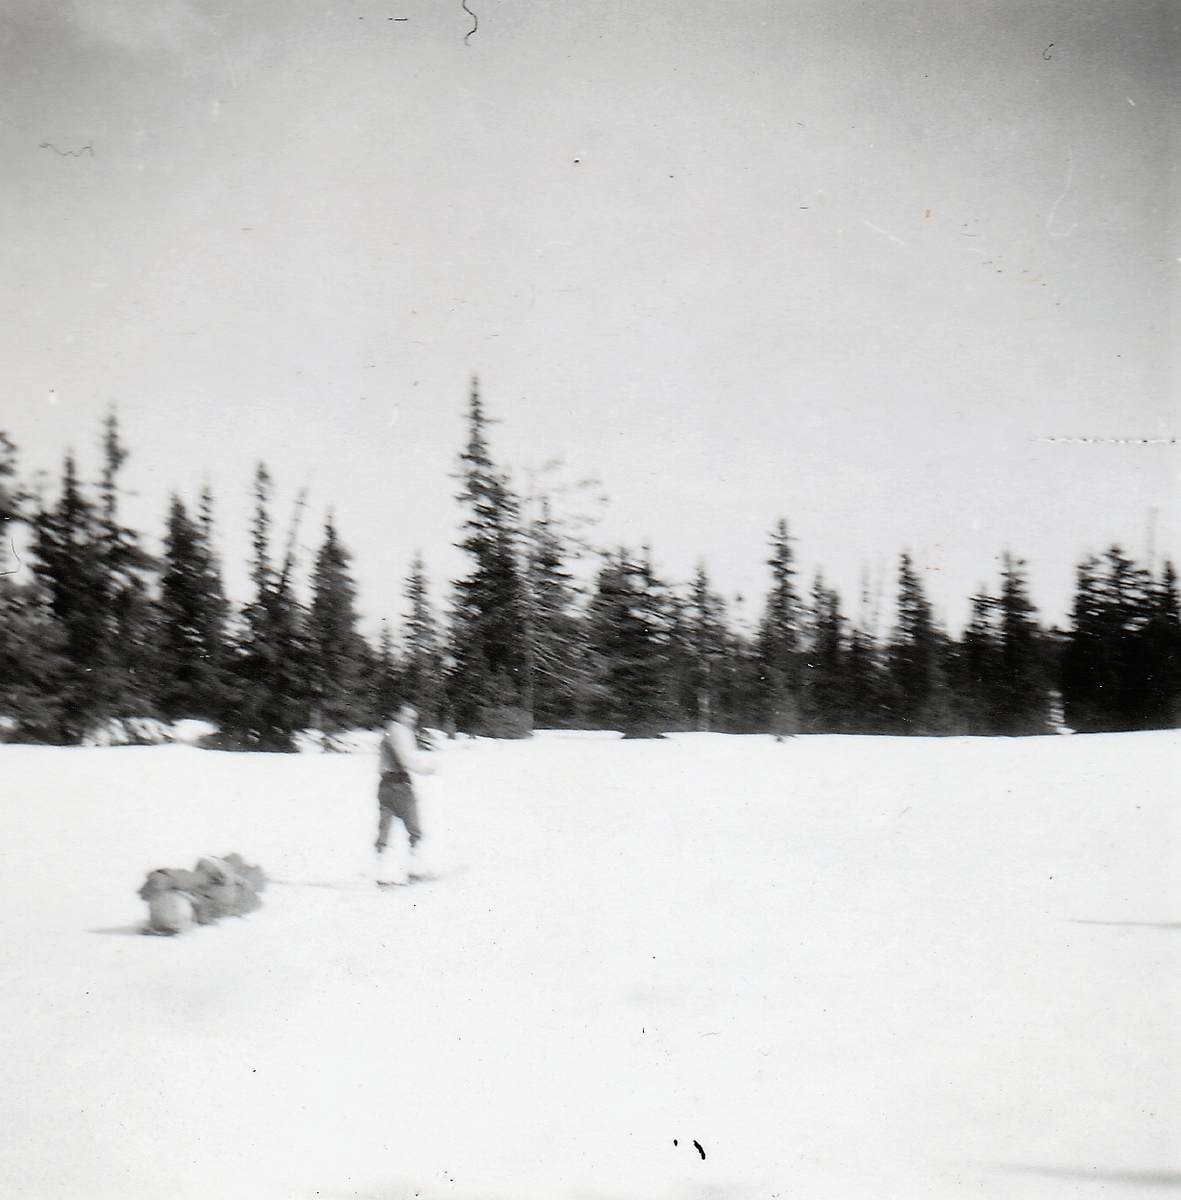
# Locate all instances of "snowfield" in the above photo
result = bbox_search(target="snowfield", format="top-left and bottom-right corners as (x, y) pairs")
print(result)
(0, 731), (1177, 1200)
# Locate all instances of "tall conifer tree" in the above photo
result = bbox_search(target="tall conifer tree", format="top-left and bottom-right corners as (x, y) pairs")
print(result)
(589, 548), (681, 735)
(757, 519), (803, 734)
(1062, 546), (1163, 731)
(684, 564), (730, 731)
(401, 553), (444, 726)
(800, 570), (847, 731)
(0, 433), (20, 533)
(519, 495), (598, 728)
(885, 553), (947, 731)
(0, 434), (66, 740)
(227, 464), (309, 749)
(372, 620), (402, 723)
(994, 553), (1046, 733)
(844, 567), (885, 731)
(31, 454), (112, 739)
(1144, 561), (1181, 727)
(158, 492), (229, 721)
(308, 514), (370, 734)
(450, 379), (527, 730)
(960, 589), (1002, 731)
(96, 409), (158, 718)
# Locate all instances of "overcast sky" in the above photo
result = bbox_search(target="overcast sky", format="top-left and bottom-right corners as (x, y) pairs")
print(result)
(1, 0), (1177, 634)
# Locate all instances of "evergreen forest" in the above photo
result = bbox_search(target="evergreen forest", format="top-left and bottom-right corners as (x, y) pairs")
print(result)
(1, 388), (1178, 747)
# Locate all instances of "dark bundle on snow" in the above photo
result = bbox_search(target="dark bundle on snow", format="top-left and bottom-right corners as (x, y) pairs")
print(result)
(139, 854), (266, 936)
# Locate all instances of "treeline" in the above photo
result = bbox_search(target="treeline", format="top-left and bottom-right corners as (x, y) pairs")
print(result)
(0, 390), (1178, 746)
(0, 415), (403, 748)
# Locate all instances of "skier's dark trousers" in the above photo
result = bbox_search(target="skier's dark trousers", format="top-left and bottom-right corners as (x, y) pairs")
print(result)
(376, 757), (422, 850)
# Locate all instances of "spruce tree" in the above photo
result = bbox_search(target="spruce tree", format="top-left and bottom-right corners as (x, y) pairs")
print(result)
(196, 486), (230, 713)
(400, 554), (445, 727)
(225, 464), (309, 749)
(884, 553), (949, 732)
(1107, 547), (1154, 728)
(1061, 554), (1106, 731)
(157, 491), (229, 722)
(0, 580), (67, 741)
(844, 568), (886, 732)
(371, 620), (402, 724)
(722, 612), (766, 734)
(800, 570), (847, 731)
(95, 409), (159, 720)
(28, 416), (160, 739)
(0, 434), (67, 741)
(589, 548), (681, 735)
(30, 454), (112, 739)
(1061, 547), (1152, 731)
(519, 494), (598, 728)
(450, 379), (527, 732)
(308, 515), (370, 734)
(756, 519), (803, 735)
(684, 564), (730, 731)
(960, 589), (1002, 732)
(1143, 562), (1181, 727)
(994, 553), (1047, 734)
(0, 432), (20, 533)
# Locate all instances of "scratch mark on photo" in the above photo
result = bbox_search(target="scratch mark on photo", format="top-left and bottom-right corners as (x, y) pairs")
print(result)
(1047, 147), (1078, 237)
(41, 141), (93, 157)
(864, 220), (904, 246)
(1036, 437), (1179, 445)
(0, 541), (20, 577)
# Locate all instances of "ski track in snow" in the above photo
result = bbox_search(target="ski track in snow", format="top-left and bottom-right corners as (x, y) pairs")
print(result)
(0, 731), (1177, 1199)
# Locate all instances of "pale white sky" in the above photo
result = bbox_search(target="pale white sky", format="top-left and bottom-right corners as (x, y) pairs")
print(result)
(1, 0), (1177, 633)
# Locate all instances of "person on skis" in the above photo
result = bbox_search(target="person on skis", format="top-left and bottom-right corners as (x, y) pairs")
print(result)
(375, 704), (436, 865)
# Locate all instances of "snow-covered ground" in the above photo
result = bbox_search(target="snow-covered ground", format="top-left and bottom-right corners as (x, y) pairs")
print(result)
(1, 730), (1177, 1200)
